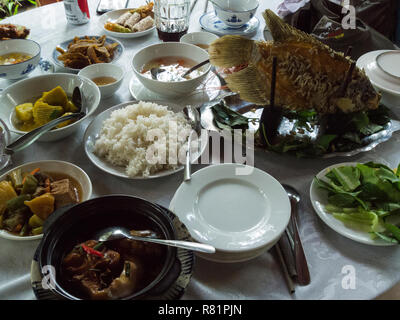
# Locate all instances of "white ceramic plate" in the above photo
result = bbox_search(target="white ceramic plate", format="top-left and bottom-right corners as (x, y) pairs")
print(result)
(169, 164), (291, 255)
(200, 12), (259, 37)
(310, 162), (396, 246)
(84, 101), (207, 180)
(98, 8), (155, 39)
(52, 36), (124, 73)
(0, 160), (92, 241)
(129, 70), (221, 105)
(357, 50), (400, 97)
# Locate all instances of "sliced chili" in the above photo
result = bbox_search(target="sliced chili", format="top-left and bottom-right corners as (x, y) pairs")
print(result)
(81, 244), (104, 258)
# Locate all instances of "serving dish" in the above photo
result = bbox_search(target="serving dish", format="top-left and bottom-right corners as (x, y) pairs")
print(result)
(0, 39), (41, 80)
(310, 162), (398, 246)
(357, 50), (400, 109)
(78, 63), (124, 99)
(99, 8), (155, 39)
(170, 163), (291, 263)
(32, 195), (194, 300)
(84, 100), (207, 180)
(131, 42), (211, 97)
(0, 160), (92, 241)
(0, 73), (100, 142)
(200, 94), (400, 158)
(52, 36), (124, 73)
(210, 0), (259, 28)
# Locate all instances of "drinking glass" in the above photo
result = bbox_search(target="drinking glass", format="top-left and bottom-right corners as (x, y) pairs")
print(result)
(154, 0), (191, 42)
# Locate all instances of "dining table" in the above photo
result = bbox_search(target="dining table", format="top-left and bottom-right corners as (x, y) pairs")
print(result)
(0, 0), (400, 301)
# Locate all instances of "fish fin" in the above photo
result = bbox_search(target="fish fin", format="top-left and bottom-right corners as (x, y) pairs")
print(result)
(208, 35), (257, 68)
(225, 65), (268, 105)
(263, 9), (329, 48)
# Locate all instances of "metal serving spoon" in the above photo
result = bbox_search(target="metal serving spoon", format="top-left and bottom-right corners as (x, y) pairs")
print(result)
(97, 227), (216, 254)
(150, 59), (210, 80)
(4, 86), (85, 155)
(183, 105), (201, 182)
(282, 184), (310, 286)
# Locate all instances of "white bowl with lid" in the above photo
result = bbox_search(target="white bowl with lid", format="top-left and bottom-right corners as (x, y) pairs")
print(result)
(357, 50), (400, 108)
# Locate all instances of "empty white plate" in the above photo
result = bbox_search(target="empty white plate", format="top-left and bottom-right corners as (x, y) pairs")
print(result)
(169, 163), (291, 259)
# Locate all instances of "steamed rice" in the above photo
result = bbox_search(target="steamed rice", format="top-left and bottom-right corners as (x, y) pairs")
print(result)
(93, 101), (192, 177)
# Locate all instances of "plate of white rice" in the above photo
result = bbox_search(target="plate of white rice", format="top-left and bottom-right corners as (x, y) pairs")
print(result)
(84, 100), (207, 179)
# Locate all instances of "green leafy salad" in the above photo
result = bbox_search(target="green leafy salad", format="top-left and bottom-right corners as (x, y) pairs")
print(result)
(314, 162), (400, 244)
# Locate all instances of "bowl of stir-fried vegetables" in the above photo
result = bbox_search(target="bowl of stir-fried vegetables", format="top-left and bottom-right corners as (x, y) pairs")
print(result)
(0, 160), (92, 240)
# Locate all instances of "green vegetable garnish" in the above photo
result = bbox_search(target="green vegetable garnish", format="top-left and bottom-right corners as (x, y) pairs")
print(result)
(315, 161), (400, 243)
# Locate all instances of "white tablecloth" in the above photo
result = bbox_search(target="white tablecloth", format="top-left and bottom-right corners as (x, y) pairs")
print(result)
(0, 0), (399, 300)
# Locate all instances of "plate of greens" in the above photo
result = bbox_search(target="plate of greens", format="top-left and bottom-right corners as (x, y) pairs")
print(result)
(310, 162), (400, 246)
(200, 94), (400, 158)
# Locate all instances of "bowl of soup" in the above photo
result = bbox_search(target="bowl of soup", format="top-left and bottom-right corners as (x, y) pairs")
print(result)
(78, 63), (124, 99)
(132, 42), (211, 97)
(35, 195), (185, 300)
(0, 39), (40, 80)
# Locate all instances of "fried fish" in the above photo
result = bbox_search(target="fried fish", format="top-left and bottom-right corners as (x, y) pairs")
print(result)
(208, 10), (380, 114)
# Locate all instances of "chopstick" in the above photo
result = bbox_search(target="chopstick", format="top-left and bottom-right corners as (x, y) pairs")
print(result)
(275, 243), (295, 294)
(204, 0), (209, 14)
(190, 0), (198, 15)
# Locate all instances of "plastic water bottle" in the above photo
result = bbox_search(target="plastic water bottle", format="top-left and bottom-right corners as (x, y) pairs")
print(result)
(63, 0), (90, 25)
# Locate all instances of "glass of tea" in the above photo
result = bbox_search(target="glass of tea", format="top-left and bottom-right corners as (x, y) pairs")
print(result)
(154, 0), (190, 42)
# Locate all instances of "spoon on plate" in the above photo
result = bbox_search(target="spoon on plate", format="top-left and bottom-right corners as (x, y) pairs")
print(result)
(150, 59), (210, 80)
(3, 86), (86, 155)
(282, 184), (310, 286)
(97, 227), (216, 254)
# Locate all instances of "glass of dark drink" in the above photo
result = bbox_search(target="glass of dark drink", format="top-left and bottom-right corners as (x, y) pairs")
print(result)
(154, 0), (190, 42)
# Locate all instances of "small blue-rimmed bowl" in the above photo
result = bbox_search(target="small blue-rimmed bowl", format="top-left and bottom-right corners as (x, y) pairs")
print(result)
(0, 39), (41, 80)
(52, 35), (124, 73)
(211, 0), (259, 29)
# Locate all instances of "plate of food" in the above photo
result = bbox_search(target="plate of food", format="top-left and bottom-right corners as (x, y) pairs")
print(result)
(84, 100), (207, 180)
(0, 160), (92, 241)
(0, 23), (30, 40)
(202, 10), (400, 158)
(310, 161), (400, 246)
(52, 35), (123, 72)
(200, 94), (400, 158)
(99, 3), (155, 39)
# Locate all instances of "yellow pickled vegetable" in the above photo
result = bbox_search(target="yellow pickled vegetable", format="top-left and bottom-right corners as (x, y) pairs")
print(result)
(56, 112), (74, 129)
(24, 193), (55, 220)
(15, 103), (34, 122)
(0, 181), (17, 214)
(33, 100), (64, 125)
(42, 86), (68, 107)
(28, 214), (44, 228)
(32, 227), (43, 235)
(65, 100), (78, 113)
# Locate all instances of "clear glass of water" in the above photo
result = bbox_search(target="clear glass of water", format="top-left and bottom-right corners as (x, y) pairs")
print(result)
(154, 0), (191, 42)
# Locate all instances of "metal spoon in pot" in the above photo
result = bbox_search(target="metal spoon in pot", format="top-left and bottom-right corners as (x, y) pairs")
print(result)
(4, 86), (85, 155)
(97, 227), (216, 254)
(150, 59), (210, 80)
